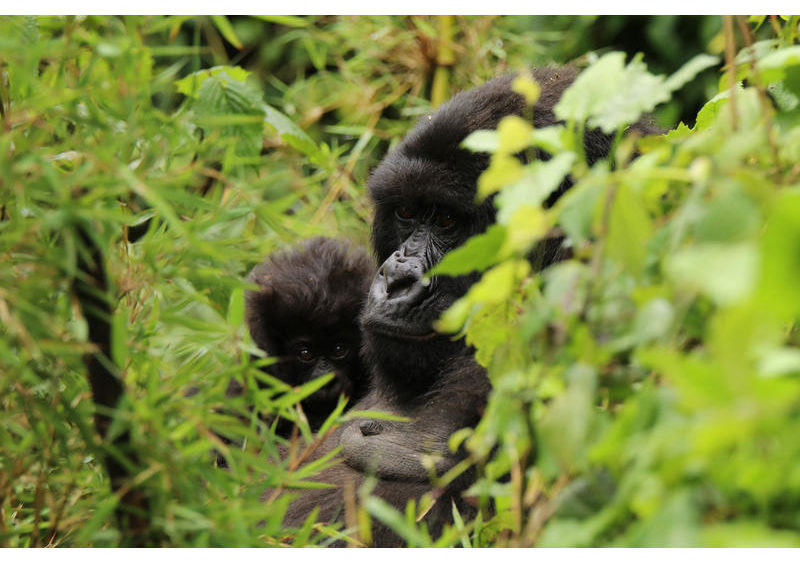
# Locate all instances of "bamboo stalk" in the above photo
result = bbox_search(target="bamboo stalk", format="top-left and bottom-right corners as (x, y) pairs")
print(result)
(431, 15), (455, 108)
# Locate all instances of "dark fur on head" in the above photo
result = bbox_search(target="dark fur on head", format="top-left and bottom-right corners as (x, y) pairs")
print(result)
(368, 67), (663, 264)
(245, 237), (375, 429)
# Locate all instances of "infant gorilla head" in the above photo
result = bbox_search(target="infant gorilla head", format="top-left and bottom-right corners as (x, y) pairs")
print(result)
(245, 237), (375, 430)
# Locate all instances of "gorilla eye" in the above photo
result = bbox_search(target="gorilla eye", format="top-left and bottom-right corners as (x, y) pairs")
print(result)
(296, 347), (315, 363)
(435, 212), (457, 229)
(331, 343), (349, 360)
(395, 206), (414, 220)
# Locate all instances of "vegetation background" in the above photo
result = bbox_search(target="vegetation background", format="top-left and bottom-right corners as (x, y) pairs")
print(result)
(2, 14), (800, 547)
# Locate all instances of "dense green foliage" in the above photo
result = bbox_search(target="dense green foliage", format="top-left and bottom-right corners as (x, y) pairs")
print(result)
(2, 15), (800, 547)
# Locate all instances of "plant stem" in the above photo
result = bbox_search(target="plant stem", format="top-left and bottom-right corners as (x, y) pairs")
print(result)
(431, 15), (455, 108)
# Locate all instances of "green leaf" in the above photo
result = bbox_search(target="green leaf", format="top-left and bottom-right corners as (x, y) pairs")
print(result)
(465, 300), (518, 368)
(175, 65), (251, 98)
(477, 154), (524, 199)
(251, 15), (310, 27)
(758, 45), (800, 84)
(555, 52), (630, 126)
(758, 191), (800, 318)
(497, 115), (533, 154)
(694, 90), (732, 131)
(195, 75), (265, 157)
(538, 364), (597, 471)
(556, 52), (717, 135)
(462, 129), (499, 153)
(587, 58), (668, 134)
(605, 184), (653, 275)
(263, 104), (319, 158)
(702, 521), (800, 547)
(436, 260), (530, 333)
(227, 287), (245, 327)
(667, 242), (758, 305)
(210, 15), (243, 49)
(363, 496), (430, 547)
(512, 72), (541, 105)
(427, 224), (507, 277)
(556, 175), (606, 244)
(495, 152), (575, 224)
(623, 490), (698, 547)
(693, 187), (760, 243)
(663, 54), (719, 92)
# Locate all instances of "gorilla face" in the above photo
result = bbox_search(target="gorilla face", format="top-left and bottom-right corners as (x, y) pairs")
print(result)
(276, 326), (362, 405)
(361, 79), (512, 385)
(361, 192), (494, 392)
(245, 237), (375, 429)
(362, 204), (475, 340)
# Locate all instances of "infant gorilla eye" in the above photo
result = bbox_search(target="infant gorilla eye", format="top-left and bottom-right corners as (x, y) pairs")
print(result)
(296, 347), (315, 363)
(395, 206), (414, 220)
(434, 212), (456, 229)
(330, 343), (349, 360)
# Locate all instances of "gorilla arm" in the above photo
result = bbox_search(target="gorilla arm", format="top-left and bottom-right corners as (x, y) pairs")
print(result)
(339, 355), (489, 482)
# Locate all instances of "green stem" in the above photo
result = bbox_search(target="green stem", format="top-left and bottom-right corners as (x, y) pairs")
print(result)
(431, 15), (455, 108)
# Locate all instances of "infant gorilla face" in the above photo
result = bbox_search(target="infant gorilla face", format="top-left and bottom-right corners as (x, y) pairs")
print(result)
(280, 328), (362, 404)
(244, 237), (375, 432)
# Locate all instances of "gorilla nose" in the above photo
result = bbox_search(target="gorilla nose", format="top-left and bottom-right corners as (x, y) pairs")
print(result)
(382, 252), (427, 304)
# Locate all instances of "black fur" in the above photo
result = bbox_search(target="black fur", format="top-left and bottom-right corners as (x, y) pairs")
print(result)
(244, 237), (375, 432)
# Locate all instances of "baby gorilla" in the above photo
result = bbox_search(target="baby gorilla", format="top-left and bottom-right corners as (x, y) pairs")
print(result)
(243, 237), (375, 434)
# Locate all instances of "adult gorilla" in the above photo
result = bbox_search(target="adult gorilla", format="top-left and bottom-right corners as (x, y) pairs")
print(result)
(280, 67), (661, 546)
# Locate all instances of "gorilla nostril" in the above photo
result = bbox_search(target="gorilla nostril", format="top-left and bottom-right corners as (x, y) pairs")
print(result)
(359, 420), (383, 436)
(386, 272), (416, 295)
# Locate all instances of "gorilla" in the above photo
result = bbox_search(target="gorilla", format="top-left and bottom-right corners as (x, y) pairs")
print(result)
(240, 236), (375, 434)
(278, 67), (662, 545)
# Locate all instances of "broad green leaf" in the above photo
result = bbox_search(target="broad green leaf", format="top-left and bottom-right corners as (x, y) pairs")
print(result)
(555, 52), (629, 125)
(758, 191), (800, 317)
(512, 72), (541, 105)
(667, 242), (758, 305)
(758, 45), (800, 84)
(497, 115), (534, 153)
(469, 259), (530, 304)
(462, 129), (499, 153)
(195, 71), (265, 156)
(477, 153), (523, 199)
(587, 59), (668, 134)
(538, 364), (597, 471)
(557, 52), (717, 135)
(465, 300), (518, 367)
(529, 125), (570, 155)
(495, 152), (575, 224)
(693, 187), (760, 243)
(175, 65), (252, 98)
(427, 224), (507, 277)
(756, 346), (800, 377)
(503, 204), (549, 254)
(556, 174), (606, 244)
(624, 490), (698, 547)
(694, 90), (733, 131)
(605, 183), (653, 275)
(436, 260), (530, 332)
